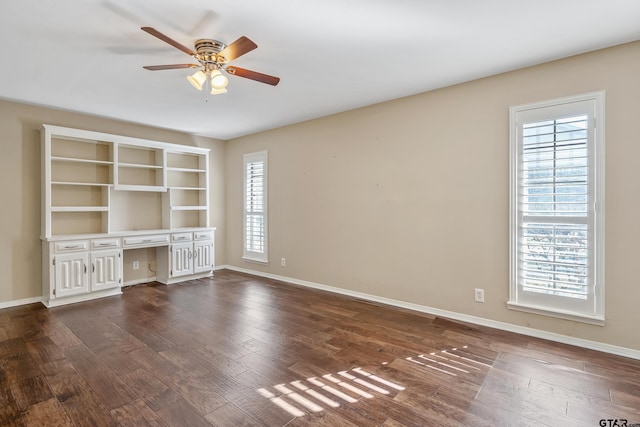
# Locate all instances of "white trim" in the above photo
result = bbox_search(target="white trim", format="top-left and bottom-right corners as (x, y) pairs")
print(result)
(507, 301), (605, 326)
(0, 296), (43, 310)
(42, 288), (123, 308)
(219, 265), (640, 361)
(123, 276), (157, 287)
(241, 257), (269, 266)
(243, 151), (268, 263)
(509, 91), (605, 321)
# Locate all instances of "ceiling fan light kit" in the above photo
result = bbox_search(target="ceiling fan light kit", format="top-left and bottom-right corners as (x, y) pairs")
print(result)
(141, 27), (280, 96)
(187, 70), (207, 90)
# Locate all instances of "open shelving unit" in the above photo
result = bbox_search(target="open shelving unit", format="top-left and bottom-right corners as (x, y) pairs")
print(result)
(114, 143), (166, 192)
(41, 125), (210, 238)
(163, 151), (209, 229)
(45, 134), (114, 236)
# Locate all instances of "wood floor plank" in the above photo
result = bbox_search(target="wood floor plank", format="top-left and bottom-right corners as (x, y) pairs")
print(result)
(161, 369), (228, 416)
(110, 398), (167, 427)
(204, 402), (261, 426)
(155, 398), (214, 427)
(63, 344), (139, 410)
(20, 398), (73, 427)
(9, 375), (53, 410)
(58, 388), (118, 427)
(24, 337), (65, 365)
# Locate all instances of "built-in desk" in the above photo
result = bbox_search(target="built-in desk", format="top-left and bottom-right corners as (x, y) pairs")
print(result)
(40, 125), (215, 308)
(41, 227), (215, 307)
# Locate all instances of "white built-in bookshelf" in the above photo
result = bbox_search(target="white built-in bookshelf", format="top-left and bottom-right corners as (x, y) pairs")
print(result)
(41, 125), (215, 307)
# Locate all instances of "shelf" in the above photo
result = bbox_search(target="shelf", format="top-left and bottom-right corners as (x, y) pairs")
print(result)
(52, 181), (112, 187)
(114, 184), (167, 193)
(51, 137), (112, 163)
(170, 206), (207, 211)
(168, 186), (206, 191)
(50, 211), (108, 236)
(167, 170), (203, 188)
(116, 164), (165, 189)
(167, 151), (205, 170)
(166, 167), (206, 173)
(51, 156), (113, 165)
(118, 162), (163, 169)
(170, 210), (205, 228)
(51, 206), (109, 212)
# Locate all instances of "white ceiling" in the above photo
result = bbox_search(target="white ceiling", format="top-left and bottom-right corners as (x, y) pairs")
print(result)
(1, 1), (639, 140)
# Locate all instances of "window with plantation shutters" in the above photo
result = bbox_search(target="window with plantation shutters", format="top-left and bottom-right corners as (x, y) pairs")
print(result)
(509, 93), (604, 324)
(243, 151), (268, 263)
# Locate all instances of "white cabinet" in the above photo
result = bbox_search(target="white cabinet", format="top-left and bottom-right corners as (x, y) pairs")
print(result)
(171, 241), (193, 278)
(54, 252), (89, 298)
(155, 230), (215, 284)
(91, 249), (121, 291)
(194, 240), (214, 274)
(44, 240), (124, 307)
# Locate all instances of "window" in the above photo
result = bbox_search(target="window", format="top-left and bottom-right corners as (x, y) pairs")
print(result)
(509, 92), (604, 324)
(243, 151), (268, 263)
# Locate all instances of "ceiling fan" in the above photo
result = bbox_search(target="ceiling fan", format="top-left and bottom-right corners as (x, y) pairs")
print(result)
(141, 27), (280, 95)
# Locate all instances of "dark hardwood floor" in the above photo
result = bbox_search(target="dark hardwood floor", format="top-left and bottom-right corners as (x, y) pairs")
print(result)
(1, 269), (639, 426)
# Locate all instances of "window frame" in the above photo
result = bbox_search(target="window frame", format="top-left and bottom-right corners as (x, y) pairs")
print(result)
(243, 151), (268, 264)
(508, 92), (605, 325)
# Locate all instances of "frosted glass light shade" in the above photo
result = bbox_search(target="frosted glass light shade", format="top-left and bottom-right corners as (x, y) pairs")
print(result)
(187, 70), (206, 91)
(210, 87), (227, 95)
(210, 70), (229, 89)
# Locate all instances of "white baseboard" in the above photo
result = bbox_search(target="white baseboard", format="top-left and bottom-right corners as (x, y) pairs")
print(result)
(219, 265), (640, 361)
(0, 296), (43, 309)
(123, 276), (157, 287)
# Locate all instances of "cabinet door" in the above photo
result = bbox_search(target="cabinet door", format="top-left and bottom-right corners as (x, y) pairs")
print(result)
(91, 249), (121, 291)
(171, 242), (193, 277)
(193, 240), (214, 274)
(54, 252), (89, 298)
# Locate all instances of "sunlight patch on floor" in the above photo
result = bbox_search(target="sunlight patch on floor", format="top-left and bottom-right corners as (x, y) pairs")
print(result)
(256, 367), (405, 417)
(406, 345), (493, 377)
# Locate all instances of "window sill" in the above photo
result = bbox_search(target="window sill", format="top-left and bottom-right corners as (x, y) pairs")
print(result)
(507, 301), (605, 326)
(242, 256), (269, 266)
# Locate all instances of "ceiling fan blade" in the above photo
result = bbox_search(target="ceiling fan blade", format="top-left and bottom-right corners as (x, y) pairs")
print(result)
(143, 64), (200, 71)
(216, 36), (257, 63)
(226, 66), (280, 86)
(141, 27), (196, 56)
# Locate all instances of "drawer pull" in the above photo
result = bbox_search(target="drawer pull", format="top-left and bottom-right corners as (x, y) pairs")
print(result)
(65, 244), (81, 249)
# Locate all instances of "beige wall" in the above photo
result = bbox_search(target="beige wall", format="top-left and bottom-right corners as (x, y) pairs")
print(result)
(225, 41), (640, 351)
(0, 100), (226, 302)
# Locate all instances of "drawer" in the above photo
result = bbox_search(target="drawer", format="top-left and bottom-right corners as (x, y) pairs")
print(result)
(54, 240), (89, 253)
(172, 232), (193, 242)
(193, 231), (214, 241)
(123, 234), (170, 247)
(91, 238), (121, 250)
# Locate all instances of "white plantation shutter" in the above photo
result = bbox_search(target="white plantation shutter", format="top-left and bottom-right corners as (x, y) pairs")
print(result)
(509, 93), (604, 324)
(243, 152), (268, 262)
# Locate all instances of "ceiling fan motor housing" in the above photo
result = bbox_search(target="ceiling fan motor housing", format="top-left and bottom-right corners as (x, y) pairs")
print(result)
(195, 39), (228, 65)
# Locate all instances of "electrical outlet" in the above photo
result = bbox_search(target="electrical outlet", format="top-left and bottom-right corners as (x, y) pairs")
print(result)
(474, 288), (485, 303)
(281, 258), (286, 267)
(133, 261), (140, 270)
